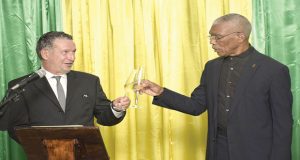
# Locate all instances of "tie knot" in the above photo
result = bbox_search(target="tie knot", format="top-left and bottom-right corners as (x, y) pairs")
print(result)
(53, 76), (61, 82)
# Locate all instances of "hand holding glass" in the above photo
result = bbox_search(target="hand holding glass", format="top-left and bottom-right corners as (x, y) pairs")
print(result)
(124, 67), (144, 108)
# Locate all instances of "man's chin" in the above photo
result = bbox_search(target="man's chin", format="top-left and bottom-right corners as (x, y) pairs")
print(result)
(213, 49), (222, 55)
(215, 51), (225, 57)
(62, 68), (72, 74)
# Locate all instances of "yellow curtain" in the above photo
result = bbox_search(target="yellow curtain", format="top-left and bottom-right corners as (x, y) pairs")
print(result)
(61, 0), (251, 159)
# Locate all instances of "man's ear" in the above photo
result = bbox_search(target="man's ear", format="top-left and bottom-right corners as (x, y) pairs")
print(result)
(237, 33), (246, 42)
(40, 49), (49, 60)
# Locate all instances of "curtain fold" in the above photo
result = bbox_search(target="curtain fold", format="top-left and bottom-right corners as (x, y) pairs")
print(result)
(252, 1), (300, 160)
(6, 0), (300, 160)
(0, 0), (62, 159)
(61, 0), (94, 73)
(62, 0), (251, 159)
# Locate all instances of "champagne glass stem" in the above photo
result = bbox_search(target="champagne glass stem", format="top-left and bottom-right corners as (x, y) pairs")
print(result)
(134, 91), (139, 106)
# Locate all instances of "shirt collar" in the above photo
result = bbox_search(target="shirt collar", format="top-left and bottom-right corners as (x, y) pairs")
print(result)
(41, 67), (67, 79)
(223, 45), (253, 61)
(234, 45), (253, 59)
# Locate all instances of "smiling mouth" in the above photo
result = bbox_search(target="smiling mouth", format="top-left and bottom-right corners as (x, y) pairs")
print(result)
(65, 63), (73, 66)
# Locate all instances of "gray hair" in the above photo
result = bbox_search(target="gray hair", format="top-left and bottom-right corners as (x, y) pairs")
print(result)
(214, 13), (252, 38)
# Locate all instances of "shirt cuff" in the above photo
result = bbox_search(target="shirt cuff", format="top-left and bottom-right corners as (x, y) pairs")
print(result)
(110, 103), (125, 118)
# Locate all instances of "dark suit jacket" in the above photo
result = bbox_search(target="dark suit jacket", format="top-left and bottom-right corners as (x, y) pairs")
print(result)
(153, 47), (293, 160)
(6, 70), (125, 141)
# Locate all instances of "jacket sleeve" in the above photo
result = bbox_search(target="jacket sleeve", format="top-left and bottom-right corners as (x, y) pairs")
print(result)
(5, 88), (30, 143)
(93, 77), (125, 126)
(269, 66), (293, 160)
(153, 67), (208, 116)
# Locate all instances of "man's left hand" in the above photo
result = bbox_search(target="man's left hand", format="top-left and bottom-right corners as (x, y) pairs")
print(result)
(112, 96), (131, 111)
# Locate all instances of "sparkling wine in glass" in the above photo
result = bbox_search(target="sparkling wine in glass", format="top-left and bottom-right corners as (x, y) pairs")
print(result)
(124, 66), (144, 108)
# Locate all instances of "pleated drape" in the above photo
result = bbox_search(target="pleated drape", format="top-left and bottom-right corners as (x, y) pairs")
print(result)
(3, 0), (299, 160)
(61, 0), (251, 160)
(0, 0), (62, 159)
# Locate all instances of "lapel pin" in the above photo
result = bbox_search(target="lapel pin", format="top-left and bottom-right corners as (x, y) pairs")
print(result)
(83, 94), (88, 98)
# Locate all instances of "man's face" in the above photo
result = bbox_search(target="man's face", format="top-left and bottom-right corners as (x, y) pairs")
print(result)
(209, 22), (242, 57)
(41, 38), (76, 75)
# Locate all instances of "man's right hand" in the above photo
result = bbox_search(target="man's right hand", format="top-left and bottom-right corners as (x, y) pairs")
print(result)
(138, 80), (164, 96)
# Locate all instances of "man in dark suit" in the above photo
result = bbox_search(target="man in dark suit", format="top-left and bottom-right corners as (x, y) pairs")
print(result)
(139, 13), (293, 160)
(4, 31), (130, 141)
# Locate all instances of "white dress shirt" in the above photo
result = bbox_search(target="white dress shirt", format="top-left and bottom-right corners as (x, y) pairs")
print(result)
(44, 70), (67, 99)
(42, 68), (124, 118)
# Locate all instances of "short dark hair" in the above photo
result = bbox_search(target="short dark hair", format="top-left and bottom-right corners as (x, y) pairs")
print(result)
(36, 31), (73, 59)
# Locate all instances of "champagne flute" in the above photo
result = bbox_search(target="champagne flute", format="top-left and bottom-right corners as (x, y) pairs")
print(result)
(124, 66), (144, 108)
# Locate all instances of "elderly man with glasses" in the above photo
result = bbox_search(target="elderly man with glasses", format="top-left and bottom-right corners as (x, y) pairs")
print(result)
(139, 13), (293, 160)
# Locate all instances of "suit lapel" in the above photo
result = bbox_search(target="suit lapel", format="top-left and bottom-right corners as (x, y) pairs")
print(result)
(34, 77), (61, 109)
(66, 71), (77, 107)
(228, 50), (260, 118)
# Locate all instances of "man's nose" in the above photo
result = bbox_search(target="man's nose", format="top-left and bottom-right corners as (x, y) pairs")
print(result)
(67, 53), (75, 60)
(210, 38), (216, 45)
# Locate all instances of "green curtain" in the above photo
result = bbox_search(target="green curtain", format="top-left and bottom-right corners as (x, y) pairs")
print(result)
(1, 0), (300, 160)
(252, 0), (300, 160)
(0, 0), (62, 159)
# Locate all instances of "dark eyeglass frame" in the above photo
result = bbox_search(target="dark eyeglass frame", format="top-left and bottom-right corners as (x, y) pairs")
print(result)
(208, 32), (241, 41)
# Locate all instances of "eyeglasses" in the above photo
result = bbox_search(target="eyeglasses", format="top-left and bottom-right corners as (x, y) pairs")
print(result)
(208, 32), (241, 41)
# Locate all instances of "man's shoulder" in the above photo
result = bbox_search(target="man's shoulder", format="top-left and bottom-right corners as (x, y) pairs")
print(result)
(68, 70), (99, 79)
(252, 49), (288, 69)
(205, 56), (223, 67)
(8, 73), (32, 87)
